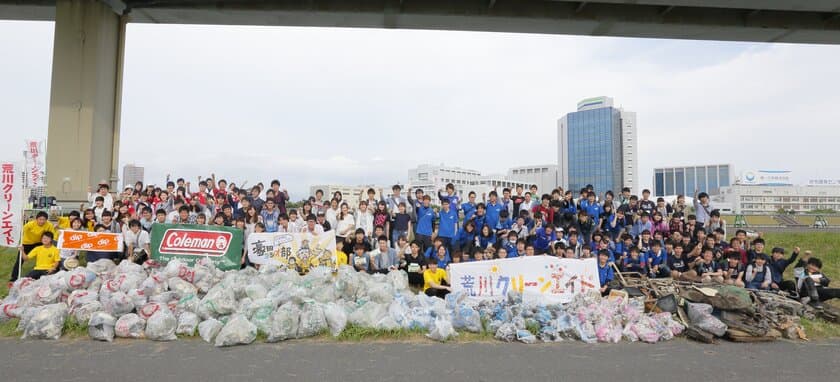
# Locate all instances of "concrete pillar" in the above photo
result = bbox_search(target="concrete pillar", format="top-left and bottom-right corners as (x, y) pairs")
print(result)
(45, 0), (124, 203)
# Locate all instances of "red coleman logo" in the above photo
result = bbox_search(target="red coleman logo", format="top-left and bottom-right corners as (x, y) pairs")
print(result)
(158, 229), (231, 257)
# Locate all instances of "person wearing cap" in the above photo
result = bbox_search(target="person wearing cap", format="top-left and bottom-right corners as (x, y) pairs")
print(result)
(315, 211), (331, 231)
(745, 254), (773, 290)
(769, 246), (800, 291)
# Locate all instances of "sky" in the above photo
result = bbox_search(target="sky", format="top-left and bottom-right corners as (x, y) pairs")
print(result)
(2, 20), (840, 200)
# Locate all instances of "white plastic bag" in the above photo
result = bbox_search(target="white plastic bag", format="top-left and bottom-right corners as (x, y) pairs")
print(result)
(427, 317), (457, 342)
(267, 303), (300, 342)
(145, 309), (177, 341)
(297, 301), (328, 338)
(323, 302), (348, 337)
(22, 303), (68, 340)
(198, 318), (223, 343)
(115, 313), (146, 338)
(214, 314), (257, 347)
(176, 312), (200, 336)
(88, 311), (116, 342)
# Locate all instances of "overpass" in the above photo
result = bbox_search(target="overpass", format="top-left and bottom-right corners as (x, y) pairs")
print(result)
(2, 0), (840, 201)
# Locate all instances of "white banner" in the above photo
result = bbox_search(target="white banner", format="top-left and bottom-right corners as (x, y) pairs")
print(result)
(24, 140), (46, 189)
(449, 256), (601, 304)
(1, 162), (23, 247)
(247, 230), (337, 273)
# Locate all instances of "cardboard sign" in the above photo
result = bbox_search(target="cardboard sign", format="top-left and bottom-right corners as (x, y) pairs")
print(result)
(247, 230), (337, 273)
(57, 230), (124, 252)
(448, 256), (600, 304)
(151, 223), (243, 270)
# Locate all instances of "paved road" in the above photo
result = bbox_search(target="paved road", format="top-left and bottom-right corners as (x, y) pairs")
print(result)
(1, 338), (838, 382)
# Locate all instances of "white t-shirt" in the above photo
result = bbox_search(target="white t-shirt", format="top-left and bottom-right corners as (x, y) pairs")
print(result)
(123, 229), (150, 250)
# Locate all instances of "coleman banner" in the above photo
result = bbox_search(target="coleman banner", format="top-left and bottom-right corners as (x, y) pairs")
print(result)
(246, 230), (337, 273)
(150, 223), (243, 271)
(1, 161), (23, 247)
(448, 256), (600, 304)
(57, 230), (123, 252)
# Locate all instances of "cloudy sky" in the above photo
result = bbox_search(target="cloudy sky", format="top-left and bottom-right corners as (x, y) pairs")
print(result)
(2, 20), (839, 199)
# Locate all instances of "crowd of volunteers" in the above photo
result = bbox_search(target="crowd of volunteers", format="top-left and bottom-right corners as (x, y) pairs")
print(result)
(8, 175), (839, 307)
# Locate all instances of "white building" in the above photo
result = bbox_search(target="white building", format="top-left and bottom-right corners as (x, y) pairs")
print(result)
(717, 184), (840, 214)
(507, 164), (559, 196)
(406, 164), (528, 205)
(122, 164), (144, 189)
(557, 96), (638, 195)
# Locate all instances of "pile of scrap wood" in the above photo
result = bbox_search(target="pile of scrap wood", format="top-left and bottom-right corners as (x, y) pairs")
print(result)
(611, 269), (838, 343)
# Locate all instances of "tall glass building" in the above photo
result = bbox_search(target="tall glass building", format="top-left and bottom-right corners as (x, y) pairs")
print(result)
(557, 97), (638, 195)
(653, 164), (732, 197)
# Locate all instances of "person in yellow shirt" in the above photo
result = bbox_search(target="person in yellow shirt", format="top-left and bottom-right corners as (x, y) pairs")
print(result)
(18, 231), (60, 280)
(334, 248), (348, 268)
(56, 210), (81, 230)
(423, 261), (451, 299)
(11, 211), (57, 282)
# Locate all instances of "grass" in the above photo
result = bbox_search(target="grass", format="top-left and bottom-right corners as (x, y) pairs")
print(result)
(801, 318), (840, 339)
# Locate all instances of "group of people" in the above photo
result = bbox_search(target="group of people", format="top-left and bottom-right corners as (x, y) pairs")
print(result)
(6, 175), (838, 306)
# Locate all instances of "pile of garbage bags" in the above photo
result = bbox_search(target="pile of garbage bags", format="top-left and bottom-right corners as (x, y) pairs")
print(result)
(0, 258), (684, 346)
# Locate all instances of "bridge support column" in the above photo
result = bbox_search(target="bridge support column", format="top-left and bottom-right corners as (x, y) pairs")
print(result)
(46, 0), (125, 202)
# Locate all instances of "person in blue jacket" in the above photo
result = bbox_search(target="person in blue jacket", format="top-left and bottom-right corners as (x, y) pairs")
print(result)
(414, 195), (435, 252)
(647, 241), (671, 278)
(533, 223), (558, 255)
(484, 191), (505, 232)
(424, 237), (450, 264)
(461, 191), (478, 224)
(579, 192), (604, 227)
(598, 249), (615, 296)
(501, 231), (518, 257)
(472, 203), (487, 233)
(438, 183), (460, 214)
(436, 199), (458, 253)
(477, 225), (496, 250)
(455, 220), (477, 255)
(623, 247), (647, 274)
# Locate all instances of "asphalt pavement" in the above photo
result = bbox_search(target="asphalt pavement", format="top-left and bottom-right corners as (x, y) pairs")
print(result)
(1, 338), (838, 382)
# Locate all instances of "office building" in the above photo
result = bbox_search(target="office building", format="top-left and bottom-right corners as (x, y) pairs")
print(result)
(557, 96), (638, 195)
(653, 164), (732, 197)
(122, 164), (144, 189)
(507, 165), (559, 195)
(718, 184), (840, 214)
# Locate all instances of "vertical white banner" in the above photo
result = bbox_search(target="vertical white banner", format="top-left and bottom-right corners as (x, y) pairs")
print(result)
(0, 162), (23, 247)
(24, 140), (46, 189)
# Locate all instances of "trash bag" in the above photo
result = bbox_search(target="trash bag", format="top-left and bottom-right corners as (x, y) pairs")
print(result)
(200, 284), (237, 316)
(388, 270), (409, 291)
(349, 301), (388, 328)
(427, 317), (457, 342)
(517, 329), (538, 344)
(248, 298), (275, 334)
(176, 312), (200, 336)
(495, 322), (517, 342)
(115, 313), (146, 338)
(686, 302), (727, 337)
(214, 314), (257, 347)
(452, 304), (482, 333)
(198, 318), (223, 343)
(145, 309), (177, 341)
(323, 302), (348, 337)
(0, 301), (22, 320)
(138, 302), (166, 320)
(88, 312), (116, 342)
(267, 303), (300, 342)
(104, 292), (134, 317)
(245, 283), (268, 300)
(297, 301), (328, 338)
(65, 268), (97, 290)
(71, 301), (102, 324)
(168, 277), (198, 298)
(22, 303), (68, 340)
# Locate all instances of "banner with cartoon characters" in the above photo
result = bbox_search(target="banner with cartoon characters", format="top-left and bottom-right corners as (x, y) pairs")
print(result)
(246, 230), (337, 273)
(448, 256), (600, 304)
